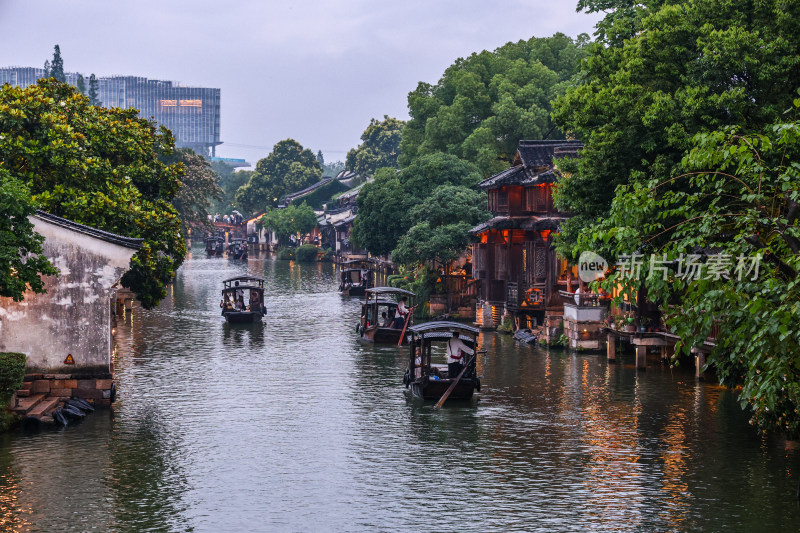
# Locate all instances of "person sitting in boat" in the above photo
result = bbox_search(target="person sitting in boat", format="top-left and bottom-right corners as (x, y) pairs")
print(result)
(379, 311), (390, 327)
(446, 332), (474, 378)
(386, 308), (397, 328)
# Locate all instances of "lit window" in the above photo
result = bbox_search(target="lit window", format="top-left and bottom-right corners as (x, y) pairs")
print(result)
(160, 99), (177, 107)
(180, 99), (202, 107)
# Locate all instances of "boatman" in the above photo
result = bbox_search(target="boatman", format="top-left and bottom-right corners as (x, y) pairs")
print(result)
(446, 331), (474, 378)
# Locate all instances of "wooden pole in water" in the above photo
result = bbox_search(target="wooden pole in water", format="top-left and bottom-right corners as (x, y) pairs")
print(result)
(434, 355), (476, 409)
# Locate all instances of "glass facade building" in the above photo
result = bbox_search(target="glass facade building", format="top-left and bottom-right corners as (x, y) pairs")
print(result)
(0, 67), (221, 156)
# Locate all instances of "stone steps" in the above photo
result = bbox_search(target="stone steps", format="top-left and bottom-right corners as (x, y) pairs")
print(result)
(27, 397), (62, 418)
(13, 393), (46, 414)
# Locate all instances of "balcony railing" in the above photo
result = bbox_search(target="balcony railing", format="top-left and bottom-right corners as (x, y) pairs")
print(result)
(558, 290), (608, 308)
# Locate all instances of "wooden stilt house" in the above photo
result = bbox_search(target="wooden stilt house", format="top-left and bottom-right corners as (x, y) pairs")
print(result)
(470, 140), (582, 328)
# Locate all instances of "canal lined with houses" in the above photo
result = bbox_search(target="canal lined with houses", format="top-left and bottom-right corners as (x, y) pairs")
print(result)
(2, 248), (800, 531)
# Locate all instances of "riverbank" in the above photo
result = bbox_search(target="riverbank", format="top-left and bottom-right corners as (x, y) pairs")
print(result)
(1, 251), (799, 531)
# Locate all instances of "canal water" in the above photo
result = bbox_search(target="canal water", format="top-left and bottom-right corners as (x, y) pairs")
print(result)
(2, 249), (800, 532)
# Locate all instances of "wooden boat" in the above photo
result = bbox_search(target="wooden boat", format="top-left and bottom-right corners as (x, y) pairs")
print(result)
(358, 287), (415, 345)
(403, 321), (481, 401)
(227, 238), (249, 260)
(204, 236), (225, 257)
(220, 276), (266, 323)
(339, 260), (373, 297)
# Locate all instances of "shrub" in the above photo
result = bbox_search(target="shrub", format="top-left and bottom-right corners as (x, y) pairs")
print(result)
(295, 244), (320, 262)
(0, 352), (26, 432)
(277, 247), (295, 260)
(498, 317), (514, 334)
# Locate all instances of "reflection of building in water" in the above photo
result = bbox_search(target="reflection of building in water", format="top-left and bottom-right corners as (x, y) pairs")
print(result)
(0, 67), (221, 157)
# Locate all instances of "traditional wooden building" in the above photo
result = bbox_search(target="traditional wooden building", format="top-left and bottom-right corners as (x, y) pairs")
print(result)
(470, 140), (582, 328)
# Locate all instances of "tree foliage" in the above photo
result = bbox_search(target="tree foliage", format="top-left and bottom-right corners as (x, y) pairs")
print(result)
(76, 74), (86, 95)
(49, 44), (65, 82)
(322, 159), (345, 178)
(584, 115), (800, 435)
(236, 139), (322, 216)
(260, 202), (317, 246)
(400, 33), (589, 176)
(0, 169), (58, 301)
(0, 79), (185, 309)
(392, 185), (490, 265)
(351, 153), (483, 257)
(161, 148), (222, 234)
(88, 74), (100, 106)
(210, 162), (250, 215)
(552, 0), (800, 261)
(346, 116), (405, 177)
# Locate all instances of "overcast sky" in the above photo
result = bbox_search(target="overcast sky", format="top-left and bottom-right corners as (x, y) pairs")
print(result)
(0, 0), (601, 166)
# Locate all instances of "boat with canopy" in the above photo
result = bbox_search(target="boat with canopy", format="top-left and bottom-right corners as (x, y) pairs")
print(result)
(402, 321), (481, 401)
(220, 276), (266, 323)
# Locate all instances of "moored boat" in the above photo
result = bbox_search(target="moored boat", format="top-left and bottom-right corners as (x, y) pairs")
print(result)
(358, 287), (415, 345)
(403, 321), (481, 401)
(220, 276), (266, 323)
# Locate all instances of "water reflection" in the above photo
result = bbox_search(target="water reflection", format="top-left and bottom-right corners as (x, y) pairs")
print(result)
(0, 249), (798, 531)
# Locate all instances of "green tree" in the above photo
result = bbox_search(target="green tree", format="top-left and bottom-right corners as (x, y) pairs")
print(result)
(322, 159), (345, 177)
(260, 202), (317, 245)
(351, 153), (483, 256)
(161, 148), (222, 234)
(0, 169), (58, 301)
(49, 44), (65, 82)
(210, 161), (250, 214)
(392, 185), (489, 265)
(400, 33), (589, 176)
(0, 79), (185, 309)
(88, 74), (100, 105)
(552, 0), (800, 261)
(236, 139), (322, 215)
(43, 60), (50, 78)
(346, 116), (405, 176)
(584, 116), (800, 435)
(316, 150), (325, 168)
(76, 74), (86, 95)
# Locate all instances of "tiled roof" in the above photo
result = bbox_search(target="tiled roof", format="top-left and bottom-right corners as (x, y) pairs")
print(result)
(478, 167), (560, 190)
(34, 210), (143, 250)
(282, 177), (334, 202)
(334, 215), (357, 228)
(516, 140), (582, 168)
(479, 139), (583, 190)
(469, 215), (565, 235)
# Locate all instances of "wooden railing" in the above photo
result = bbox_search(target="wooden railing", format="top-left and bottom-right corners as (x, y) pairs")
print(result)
(558, 290), (608, 308)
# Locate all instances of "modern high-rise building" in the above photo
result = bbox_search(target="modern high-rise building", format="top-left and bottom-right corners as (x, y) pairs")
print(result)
(0, 67), (222, 156)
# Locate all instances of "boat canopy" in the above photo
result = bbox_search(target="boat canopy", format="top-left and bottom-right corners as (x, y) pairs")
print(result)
(407, 321), (479, 342)
(365, 287), (415, 297)
(342, 259), (371, 266)
(222, 276), (265, 290)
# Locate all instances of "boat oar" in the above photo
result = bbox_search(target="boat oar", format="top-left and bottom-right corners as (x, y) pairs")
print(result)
(397, 309), (413, 346)
(434, 355), (476, 409)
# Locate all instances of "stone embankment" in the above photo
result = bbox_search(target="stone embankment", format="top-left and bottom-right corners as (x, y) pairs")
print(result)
(10, 374), (113, 427)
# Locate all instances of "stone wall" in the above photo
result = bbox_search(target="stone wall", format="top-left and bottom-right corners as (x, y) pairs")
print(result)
(19, 373), (115, 406)
(0, 214), (138, 375)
